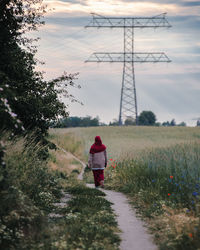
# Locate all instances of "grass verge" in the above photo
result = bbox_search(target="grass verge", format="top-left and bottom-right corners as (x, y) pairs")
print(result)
(48, 182), (120, 250)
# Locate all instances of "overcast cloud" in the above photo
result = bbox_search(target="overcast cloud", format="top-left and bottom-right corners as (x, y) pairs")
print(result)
(33, 0), (200, 125)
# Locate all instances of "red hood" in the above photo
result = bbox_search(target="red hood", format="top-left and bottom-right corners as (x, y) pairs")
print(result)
(95, 136), (102, 145)
(90, 136), (106, 154)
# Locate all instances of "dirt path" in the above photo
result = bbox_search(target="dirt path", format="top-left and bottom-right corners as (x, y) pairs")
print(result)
(59, 148), (157, 250)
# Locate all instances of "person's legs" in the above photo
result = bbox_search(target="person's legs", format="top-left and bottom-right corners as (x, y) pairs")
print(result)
(93, 170), (104, 188)
(98, 170), (104, 188)
(92, 170), (100, 187)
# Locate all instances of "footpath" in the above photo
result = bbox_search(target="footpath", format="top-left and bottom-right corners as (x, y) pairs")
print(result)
(59, 147), (157, 250)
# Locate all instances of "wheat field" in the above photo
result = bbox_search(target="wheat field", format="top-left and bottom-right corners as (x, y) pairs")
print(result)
(50, 126), (200, 160)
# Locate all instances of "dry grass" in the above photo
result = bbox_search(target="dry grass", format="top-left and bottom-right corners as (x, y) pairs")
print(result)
(151, 205), (199, 248)
(48, 149), (82, 175)
(50, 126), (200, 160)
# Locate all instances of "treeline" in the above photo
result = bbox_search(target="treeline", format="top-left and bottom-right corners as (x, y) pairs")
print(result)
(52, 116), (100, 128)
(51, 112), (189, 128)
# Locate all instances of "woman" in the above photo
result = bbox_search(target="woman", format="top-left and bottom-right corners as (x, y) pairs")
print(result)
(88, 136), (107, 188)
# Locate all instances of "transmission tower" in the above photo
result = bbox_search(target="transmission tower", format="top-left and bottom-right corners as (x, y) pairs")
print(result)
(85, 13), (171, 125)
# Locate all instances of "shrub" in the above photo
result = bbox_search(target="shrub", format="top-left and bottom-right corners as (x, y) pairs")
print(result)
(0, 137), (62, 249)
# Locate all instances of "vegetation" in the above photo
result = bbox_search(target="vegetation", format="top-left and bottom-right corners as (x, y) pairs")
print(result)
(108, 142), (200, 249)
(0, 0), (79, 142)
(0, 137), (63, 249)
(52, 116), (100, 128)
(0, 0), (86, 249)
(51, 126), (200, 160)
(162, 119), (187, 127)
(54, 183), (120, 250)
(138, 111), (156, 126)
(50, 126), (200, 249)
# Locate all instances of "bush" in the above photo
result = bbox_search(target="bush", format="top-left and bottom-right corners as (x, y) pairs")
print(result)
(0, 137), (62, 249)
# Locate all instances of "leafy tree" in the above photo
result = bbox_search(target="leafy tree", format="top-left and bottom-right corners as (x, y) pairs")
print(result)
(0, 0), (79, 143)
(138, 111), (156, 126)
(52, 116), (100, 128)
(162, 121), (170, 126)
(170, 119), (176, 126)
(177, 122), (186, 127)
(155, 122), (161, 127)
(124, 118), (136, 126)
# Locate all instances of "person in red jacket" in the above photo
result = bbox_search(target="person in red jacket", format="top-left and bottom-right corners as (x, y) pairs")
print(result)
(88, 136), (107, 188)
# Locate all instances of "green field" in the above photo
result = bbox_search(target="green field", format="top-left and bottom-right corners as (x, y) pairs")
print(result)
(50, 126), (200, 250)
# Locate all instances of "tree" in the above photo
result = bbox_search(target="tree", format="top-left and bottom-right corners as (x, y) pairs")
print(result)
(0, 0), (80, 144)
(162, 121), (170, 126)
(177, 122), (186, 127)
(170, 119), (176, 126)
(124, 118), (136, 126)
(138, 111), (156, 126)
(51, 116), (100, 128)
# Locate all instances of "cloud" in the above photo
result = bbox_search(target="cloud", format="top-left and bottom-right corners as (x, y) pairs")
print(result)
(183, 0), (200, 6)
(44, 0), (199, 17)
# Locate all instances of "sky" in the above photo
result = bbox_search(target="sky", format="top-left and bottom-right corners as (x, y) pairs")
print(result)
(33, 0), (200, 125)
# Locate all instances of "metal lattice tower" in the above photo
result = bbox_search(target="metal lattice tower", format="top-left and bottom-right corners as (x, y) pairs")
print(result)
(85, 13), (171, 125)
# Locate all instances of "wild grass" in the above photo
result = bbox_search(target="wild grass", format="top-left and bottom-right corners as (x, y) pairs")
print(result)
(43, 182), (120, 250)
(50, 126), (200, 249)
(49, 130), (85, 160)
(0, 136), (63, 249)
(50, 126), (200, 160)
(108, 142), (200, 249)
(48, 149), (82, 176)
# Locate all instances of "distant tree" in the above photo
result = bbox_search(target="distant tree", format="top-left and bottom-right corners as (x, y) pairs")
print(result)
(162, 121), (170, 126)
(155, 122), (161, 127)
(170, 119), (176, 126)
(52, 116), (100, 128)
(177, 122), (186, 127)
(138, 111), (156, 126)
(125, 118), (136, 126)
(109, 119), (119, 126)
(99, 122), (107, 126)
(197, 120), (200, 126)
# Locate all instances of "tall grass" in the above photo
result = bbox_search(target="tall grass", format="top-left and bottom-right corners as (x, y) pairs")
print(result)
(106, 142), (200, 249)
(50, 126), (200, 160)
(0, 137), (63, 249)
(112, 142), (200, 209)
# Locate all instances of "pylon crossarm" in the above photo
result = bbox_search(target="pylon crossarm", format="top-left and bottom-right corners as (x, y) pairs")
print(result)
(85, 14), (171, 28)
(85, 52), (171, 63)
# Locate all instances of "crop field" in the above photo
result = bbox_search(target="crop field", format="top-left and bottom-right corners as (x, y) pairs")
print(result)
(50, 126), (200, 160)
(50, 126), (200, 249)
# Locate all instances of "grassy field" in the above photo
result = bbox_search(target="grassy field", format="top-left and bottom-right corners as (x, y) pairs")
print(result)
(50, 126), (200, 250)
(50, 126), (200, 160)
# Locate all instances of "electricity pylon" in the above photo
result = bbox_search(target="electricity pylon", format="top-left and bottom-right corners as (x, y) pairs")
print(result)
(85, 13), (171, 125)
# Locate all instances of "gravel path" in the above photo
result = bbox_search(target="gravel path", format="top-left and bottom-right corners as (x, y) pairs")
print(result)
(60, 148), (157, 250)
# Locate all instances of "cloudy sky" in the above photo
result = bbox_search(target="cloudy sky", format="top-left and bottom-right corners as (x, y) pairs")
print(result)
(34, 0), (200, 125)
